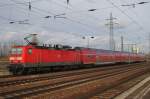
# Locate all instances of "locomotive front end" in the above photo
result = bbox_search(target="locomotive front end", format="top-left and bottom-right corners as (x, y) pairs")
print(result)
(10, 47), (23, 63)
(8, 46), (25, 74)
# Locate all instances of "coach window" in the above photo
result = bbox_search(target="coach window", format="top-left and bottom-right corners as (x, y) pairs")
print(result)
(28, 49), (32, 54)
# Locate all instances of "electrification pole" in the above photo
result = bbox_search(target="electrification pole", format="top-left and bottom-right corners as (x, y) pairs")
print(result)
(121, 36), (124, 52)
(149, 33), (150, 54)
(106, 13), (117, 51)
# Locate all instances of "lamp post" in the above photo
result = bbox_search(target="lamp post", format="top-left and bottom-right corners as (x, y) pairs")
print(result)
(82, 36), (94, 48)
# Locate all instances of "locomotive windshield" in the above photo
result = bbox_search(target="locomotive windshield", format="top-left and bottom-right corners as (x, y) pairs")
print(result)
(11, 48), (22, 54)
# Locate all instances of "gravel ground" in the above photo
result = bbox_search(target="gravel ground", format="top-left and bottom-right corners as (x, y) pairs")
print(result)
(91, 72), (150, 99)
(0, 61), (10, 76)
(25, 63), (149, 99)
(125, 76), (150, 99)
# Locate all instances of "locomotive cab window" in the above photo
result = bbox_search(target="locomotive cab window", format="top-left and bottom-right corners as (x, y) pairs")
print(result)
(11, 48), (22, 54)
(28, 49), (32, 54)
(17, 48), (22, 54)
(11, 48), (17, 54)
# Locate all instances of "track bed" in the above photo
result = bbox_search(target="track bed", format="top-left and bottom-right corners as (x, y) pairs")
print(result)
(0, 62), (149, 99)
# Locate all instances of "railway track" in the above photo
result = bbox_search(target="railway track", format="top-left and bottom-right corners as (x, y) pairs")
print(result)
(0, 63), (141, 87)
(0, 63), (149, 98)
(30, 63), (149, 99)
(90, 73), (150, 99)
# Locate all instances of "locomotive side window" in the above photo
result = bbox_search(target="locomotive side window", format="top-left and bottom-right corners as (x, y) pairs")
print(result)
(28, 49), (32, 54)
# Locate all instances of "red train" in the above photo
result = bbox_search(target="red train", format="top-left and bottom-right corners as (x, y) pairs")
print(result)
(8, 43), (145, 74)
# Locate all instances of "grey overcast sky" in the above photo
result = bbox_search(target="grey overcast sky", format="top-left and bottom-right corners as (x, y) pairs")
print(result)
(0, 0), (150, 52)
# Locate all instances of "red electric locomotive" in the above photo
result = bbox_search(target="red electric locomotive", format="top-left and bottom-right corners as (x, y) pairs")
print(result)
(8, 34), (145, 74)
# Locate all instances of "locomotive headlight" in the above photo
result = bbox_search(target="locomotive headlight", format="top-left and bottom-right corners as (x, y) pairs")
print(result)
(17, 57), (22, 60)
(9, 57), (15, 60)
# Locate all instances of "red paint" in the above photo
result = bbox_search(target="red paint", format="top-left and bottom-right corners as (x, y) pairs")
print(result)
(9, 45), (145, 67)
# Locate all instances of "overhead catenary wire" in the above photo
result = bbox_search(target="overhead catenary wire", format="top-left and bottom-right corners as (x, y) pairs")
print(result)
(0, 0), (97, 36)
(1, 0), (51, 23)
(1, 0), (111, 31)
(119, 0), (148, 33)
(0, 1), (149, 42)
(2, 0), (123, 29)
(10, 0), (55, 15)
(105, 0), (146, 33)
(3, 0), (148, 34)
(0, 0), (149, 52)
(52, 0), (114, 14)
(9, 0), (103, 35)
(0, 0), (43, 8)
(49, 0), (113, 35)
(112, 0), (149, 52)
(55, 2), (142, 37)
(52, 0), (110, 23)
(121, 1), (149, 8)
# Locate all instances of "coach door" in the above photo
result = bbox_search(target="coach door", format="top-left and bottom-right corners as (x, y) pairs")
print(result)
(39, 49), (43, 66)
(36, 49), (42, 67)
(76, 51), (80, 64)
